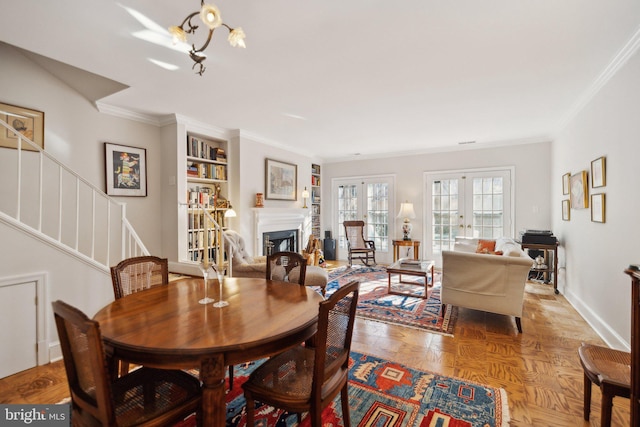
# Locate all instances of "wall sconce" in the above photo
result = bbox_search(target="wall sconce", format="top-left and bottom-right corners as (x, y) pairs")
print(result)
(396, 201), (416, 240)
(301, 187), (310, 208)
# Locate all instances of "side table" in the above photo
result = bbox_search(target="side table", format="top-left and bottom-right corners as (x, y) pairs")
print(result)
(393, 240), (420, 262)
(520, 241), (559, 294)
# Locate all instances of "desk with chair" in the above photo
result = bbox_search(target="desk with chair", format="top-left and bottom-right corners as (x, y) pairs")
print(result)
(94, 277), (324, 426)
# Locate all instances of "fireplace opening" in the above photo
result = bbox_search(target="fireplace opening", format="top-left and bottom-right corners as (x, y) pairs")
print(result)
(263, 229), (298, 255)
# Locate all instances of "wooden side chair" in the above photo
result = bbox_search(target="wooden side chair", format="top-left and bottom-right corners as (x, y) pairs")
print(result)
(242, 280), (360, 427)
(578, 342), (631, 427)
(266, 251), (307, 284)
(110, 255), (169, 376)
(52, 300), (201, 427)
(110, 255), (169, 299)
(229, 251), (308, 390)
(343, 220), (376, 266)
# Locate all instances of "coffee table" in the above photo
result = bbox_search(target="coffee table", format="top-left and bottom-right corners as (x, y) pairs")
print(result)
(386, 259), (435, 299)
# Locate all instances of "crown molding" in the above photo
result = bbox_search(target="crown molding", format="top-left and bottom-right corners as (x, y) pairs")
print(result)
(557, 25), (640, 131)
(95, 101), (162, 126)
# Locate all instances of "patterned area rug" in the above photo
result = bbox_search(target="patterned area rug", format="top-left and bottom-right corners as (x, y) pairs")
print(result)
(326, 265), (457, 335)
(173, 351), (510, 426)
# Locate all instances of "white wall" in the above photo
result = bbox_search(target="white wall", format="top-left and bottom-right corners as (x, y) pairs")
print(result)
(232, 133), (316, 256)
(322, 141), (553, 260)
(0, 43), (163, 364)
(552, 48), (640, 350)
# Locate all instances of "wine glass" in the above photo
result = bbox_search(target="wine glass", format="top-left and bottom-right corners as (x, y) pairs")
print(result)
(212, 264), (229, 308)
(198, 259), (215, 304)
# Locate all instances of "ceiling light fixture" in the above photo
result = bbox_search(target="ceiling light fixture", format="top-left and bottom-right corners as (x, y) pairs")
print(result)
(169, 1), (246, 76)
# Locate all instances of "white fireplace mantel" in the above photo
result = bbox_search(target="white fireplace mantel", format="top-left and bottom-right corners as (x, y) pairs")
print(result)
(252, 208), (311, 255)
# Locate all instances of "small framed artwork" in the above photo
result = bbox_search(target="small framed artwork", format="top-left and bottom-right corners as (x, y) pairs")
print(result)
(105, 142), (147, 197)
(570, 170), (589, 209)
(591, 193), (605, 223)
(591, 156), (606, 188)
(265, 158), (297, 201)
(562, 199), (570, 221)
(0, 102), (44, 151)
(562, 173), (570, 195)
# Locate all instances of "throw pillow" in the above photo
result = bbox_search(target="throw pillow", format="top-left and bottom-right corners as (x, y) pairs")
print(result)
(476, 239), (496, 254)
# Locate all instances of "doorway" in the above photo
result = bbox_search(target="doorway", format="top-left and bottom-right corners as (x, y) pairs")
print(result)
(332, 176), (395, 264)
(424, 168), (514, 262)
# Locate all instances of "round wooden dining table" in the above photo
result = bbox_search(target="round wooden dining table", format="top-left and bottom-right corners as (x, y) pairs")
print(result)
(94, 277), (324, 426)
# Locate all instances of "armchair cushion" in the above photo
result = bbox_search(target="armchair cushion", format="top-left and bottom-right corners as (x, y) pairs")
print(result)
(224, 230), (267, 278)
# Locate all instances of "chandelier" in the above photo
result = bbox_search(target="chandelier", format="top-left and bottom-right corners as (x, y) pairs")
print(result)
(169, 1), (246, 75)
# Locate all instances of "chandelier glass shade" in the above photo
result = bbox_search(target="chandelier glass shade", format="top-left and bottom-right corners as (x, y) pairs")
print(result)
(169, 1), (246, 75)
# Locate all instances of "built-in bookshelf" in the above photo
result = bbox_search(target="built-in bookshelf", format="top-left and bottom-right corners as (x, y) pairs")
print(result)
(311, 163), (321, 239)
(186, 134), (229, 263)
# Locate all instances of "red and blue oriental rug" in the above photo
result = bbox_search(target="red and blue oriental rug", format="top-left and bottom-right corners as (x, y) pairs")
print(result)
(176, 351), (510, 426)
(325, 265), (457, 335)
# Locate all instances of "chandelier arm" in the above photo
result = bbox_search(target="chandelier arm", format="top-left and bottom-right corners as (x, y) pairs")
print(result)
(192, 28), (215, 54)
(184, 11), (200, 33)
(221, 23), (233, 31)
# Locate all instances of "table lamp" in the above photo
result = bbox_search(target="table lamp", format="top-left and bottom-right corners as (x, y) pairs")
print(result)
(396, 201), (416, 240)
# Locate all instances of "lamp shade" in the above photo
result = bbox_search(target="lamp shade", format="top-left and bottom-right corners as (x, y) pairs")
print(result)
(301, 187), (310, 198)
(396, 202), (416, 220)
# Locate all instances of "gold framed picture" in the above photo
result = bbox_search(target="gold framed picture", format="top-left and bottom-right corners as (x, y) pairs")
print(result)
(591, 193), (605, 223)
(0, 102), (44, 151)
(562, 199), (570, 221)
(591, 156), (606, 188)
(562, 173), (570, 195)
(570, 170), (589, 209)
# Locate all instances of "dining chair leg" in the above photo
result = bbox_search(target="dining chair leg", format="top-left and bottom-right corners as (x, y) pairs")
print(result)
(583, 372), (592, 420)
(601, 386), (614, 427)
(228, 365), (234, 389)
(245, 392), (255, 426)
(341, 385), (351, 427)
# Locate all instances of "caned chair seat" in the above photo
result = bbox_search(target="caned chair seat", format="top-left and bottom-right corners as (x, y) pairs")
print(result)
(578, 343), (631, 427)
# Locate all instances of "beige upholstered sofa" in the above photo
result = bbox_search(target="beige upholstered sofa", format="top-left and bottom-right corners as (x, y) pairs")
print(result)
(441, 237), (533, 332)
(224, 230), (328, 295)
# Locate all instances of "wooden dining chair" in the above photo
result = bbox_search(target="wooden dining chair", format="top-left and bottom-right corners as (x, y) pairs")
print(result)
(266, 251), (307, 284)
(242, 280), (360, 427)
(52, 300), (202, 427)
(229, 251), (309, 390)
(110, 255), (169, 300)
(343, 220), (376, 266)
(578, 343), (631, 427)
(110, 255), (169, 376)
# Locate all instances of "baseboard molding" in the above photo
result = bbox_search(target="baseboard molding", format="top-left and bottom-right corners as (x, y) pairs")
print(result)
(564, 287), (630, 351)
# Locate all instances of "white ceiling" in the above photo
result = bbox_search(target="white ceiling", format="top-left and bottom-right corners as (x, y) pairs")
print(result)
(1, 1), (639, 161)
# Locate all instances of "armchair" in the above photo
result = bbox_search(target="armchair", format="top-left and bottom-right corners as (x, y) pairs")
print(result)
(224, 230), (267, 278)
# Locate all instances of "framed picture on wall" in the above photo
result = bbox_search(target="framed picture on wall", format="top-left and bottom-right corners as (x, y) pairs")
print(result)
(0, 102), (44, 151)
(570, 170), (589, 209)
(265, 158), (297, 200)
(104, 142), (147, 197)
(591, 193), (605, 223)
(562, 199), (570, 221)
(591, 156), (606, 188)
(562, 172), (570, 195)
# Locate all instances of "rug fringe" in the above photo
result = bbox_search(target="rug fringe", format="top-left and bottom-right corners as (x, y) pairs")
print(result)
(498, 387), (511, 426)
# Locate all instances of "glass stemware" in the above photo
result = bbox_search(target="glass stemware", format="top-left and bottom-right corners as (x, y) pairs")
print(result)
(212, 264), (229, 307)
(198, 259), (215, 304)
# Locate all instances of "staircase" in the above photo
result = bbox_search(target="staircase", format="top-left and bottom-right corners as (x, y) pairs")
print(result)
(0, 118), (149, 273)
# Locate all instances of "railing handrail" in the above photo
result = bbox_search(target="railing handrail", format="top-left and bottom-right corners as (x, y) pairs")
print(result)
(0, 118), (149, 269)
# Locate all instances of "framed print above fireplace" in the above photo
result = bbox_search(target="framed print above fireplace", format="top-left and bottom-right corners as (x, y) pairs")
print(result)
(265, 158), (297, 200)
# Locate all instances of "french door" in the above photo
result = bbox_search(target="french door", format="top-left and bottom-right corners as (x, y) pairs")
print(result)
(425, 168), (514, 261)
(332, 176), (394, 264)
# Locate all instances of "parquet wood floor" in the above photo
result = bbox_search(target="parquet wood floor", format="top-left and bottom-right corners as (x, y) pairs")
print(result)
(0, 270), (630, 426)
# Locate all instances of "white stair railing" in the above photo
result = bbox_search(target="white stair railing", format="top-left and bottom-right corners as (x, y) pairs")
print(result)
(0, 118), (149, 271)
